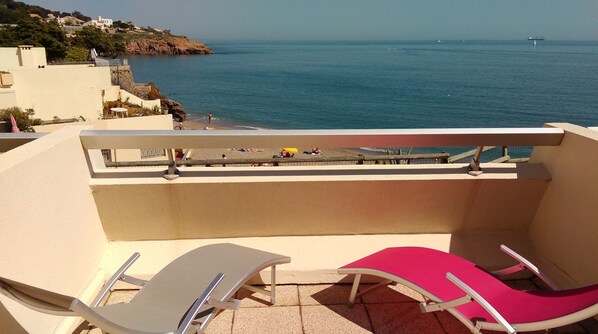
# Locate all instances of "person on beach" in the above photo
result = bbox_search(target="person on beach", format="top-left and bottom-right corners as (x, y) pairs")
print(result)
(281, 149), (294, 158)
(208, 113), (213, 125)
(222, 154), (227, 167)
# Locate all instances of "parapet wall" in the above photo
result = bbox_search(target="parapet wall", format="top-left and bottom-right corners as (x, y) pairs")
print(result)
(0, 127), (107, 333)
(92, 164), (550, 241)
(529, 124), (598, 288)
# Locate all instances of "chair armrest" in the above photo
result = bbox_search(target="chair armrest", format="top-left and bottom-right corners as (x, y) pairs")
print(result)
(91, 252), (147, 307)
(176, 273), (225, 334)
(493, 245), (559, 290)
(445, 272), (517, 334)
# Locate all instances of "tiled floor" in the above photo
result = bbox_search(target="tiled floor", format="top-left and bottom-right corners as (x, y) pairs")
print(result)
(76, 281), (594, 334)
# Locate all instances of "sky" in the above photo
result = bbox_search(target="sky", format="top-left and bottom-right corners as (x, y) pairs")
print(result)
(24, 0), (598, 41)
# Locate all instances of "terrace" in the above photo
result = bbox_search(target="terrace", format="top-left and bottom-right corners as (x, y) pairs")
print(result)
(0, 123), (597, 333)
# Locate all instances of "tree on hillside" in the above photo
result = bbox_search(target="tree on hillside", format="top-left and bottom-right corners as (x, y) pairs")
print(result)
(71, 26), (125, 57)
(64, 46), (89, 62)
(0, 0), (57, 23)
(113, 20), (131, 30)
(70, 10), (90, 22)
(0, 6), (26, 23)
(0, 18), (68, 60)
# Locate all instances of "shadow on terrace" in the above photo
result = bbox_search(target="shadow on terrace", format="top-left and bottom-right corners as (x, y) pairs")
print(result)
(0, 123), (597, 333)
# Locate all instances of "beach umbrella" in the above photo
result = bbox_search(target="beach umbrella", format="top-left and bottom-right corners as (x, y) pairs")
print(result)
(10, 113), (20, 133)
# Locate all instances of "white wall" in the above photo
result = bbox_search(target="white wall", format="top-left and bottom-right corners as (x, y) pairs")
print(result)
(119, 89), (161, 110)
(0, 89), (17, 109)
(33, 115), (174, 162)
(0, 47), (46, 69)
(93, 163), (550, 241)
(8, 65), (112, 121)
(529, 123), (598, 288)
(0, 48), (20, 68)
(1, 47), (160, 123)
(0, 127), (107, 333)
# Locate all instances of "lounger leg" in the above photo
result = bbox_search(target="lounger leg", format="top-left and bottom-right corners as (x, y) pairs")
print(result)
(242, 265), (279, 304)
(348, 274), (361, 307)
(271, 265), (277, 304)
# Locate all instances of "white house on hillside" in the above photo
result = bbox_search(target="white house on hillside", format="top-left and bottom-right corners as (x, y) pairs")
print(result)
(58, 16), (85, 26)
(83, 16), (113, 28)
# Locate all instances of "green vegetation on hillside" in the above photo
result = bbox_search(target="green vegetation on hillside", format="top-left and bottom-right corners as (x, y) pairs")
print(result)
(0, 16), (125, 61)
(0, 0), (90, 24)
(0, 18), (69, 60)
(72, 26), (125, 56)
(0, 0), (188, 61)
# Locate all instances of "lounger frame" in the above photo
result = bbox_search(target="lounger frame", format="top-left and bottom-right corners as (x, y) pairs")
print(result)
(1, 243), (291, 334)
(338, 245), (598, 334)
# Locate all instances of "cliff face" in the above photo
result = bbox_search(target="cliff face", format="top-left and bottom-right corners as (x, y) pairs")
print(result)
(125, 36), (213, 55)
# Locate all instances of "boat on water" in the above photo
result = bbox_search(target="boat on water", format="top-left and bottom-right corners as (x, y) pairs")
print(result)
(528, 36), (544, 41)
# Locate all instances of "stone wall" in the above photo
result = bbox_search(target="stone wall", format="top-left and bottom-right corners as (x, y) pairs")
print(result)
(109, 65), (187, 121)
(110, 65), (137, 94)
(135, 83), (151, 99)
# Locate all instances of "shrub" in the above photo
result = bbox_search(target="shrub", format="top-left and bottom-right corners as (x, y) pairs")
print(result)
(0, 107), (41, 132)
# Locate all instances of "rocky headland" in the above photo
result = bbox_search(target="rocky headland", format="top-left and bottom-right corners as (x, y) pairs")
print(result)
(120, 36), (212, 120)
(125, 36), (213, 55)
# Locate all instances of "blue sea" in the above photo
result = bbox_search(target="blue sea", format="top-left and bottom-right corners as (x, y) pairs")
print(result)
(127, 40), (598, 130)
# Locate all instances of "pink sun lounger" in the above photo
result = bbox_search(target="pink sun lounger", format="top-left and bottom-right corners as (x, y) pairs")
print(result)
(338, 245), (598, 334)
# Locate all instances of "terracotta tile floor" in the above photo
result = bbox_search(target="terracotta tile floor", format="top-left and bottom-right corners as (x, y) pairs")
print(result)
(75, 280), (594, 334)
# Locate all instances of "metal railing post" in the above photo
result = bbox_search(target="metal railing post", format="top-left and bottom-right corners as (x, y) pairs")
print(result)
(163, 149), (180, 180)
(468, 146), (484, 176)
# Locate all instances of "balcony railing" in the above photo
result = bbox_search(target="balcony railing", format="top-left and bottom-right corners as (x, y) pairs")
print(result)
(79, 128), (564, 179)
(79, 128), (564, 149)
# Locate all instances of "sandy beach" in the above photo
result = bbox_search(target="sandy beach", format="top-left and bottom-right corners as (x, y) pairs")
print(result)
(174, 119), (361, 163)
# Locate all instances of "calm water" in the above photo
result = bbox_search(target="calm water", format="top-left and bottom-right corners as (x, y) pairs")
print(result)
(127, 40), (598, 130)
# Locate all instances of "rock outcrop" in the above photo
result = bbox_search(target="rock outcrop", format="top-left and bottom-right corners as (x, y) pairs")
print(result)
(125, 36), (213, 55)
(161, 97), (186, 122)
(144, 82), (187, 122)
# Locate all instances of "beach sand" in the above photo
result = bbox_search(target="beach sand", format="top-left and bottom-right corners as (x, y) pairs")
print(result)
(174, 120), (360, 163)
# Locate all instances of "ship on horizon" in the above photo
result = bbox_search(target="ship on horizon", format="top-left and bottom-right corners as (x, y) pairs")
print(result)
(528, 36), (545, 41)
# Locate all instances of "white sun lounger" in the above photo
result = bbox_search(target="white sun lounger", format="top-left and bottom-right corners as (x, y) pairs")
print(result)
(0, 243), (291, 334)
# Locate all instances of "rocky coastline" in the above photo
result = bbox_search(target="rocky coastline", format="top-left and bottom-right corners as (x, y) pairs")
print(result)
(122, 36), (213, 120)
(144, 82), (187, 122)
(125, 36), (213, 55)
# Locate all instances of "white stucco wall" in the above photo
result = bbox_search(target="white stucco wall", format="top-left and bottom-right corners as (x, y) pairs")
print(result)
(33, 114), (174, 162)
(119, 89), (161, 110)
(8, 64), (112, 121)
(1, 47), (160, 124)
(0, 127), (107, 333)
(0, 46), (46, 69)
(0, 89), (17, 109)
(529, 123), (598, 288)
(0, 48), (20, 68)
